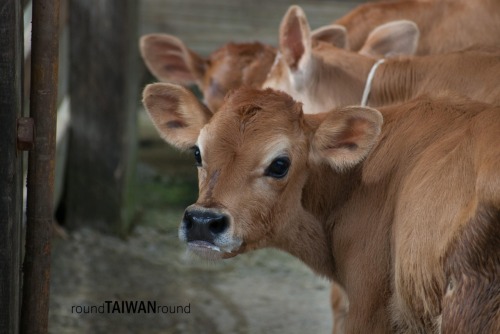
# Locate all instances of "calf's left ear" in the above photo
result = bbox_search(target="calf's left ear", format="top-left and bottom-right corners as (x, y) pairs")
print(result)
(142, 83), (212, 150)
(279, 5), (312, 72)
(311, 106), (383, 171)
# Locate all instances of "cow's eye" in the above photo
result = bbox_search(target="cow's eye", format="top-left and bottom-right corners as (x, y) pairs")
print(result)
(265, 157), (290, 179)
(192, 146), (202, 166)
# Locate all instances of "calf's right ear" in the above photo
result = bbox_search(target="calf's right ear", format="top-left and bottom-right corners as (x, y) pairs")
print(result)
(142, 83), (212, 150)
(311, 24), (348, 49)
(359, 20), (420, 58)
(311, 106), (383, 171)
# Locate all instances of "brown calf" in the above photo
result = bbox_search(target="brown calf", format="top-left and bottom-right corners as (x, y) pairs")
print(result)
(264, 6), (500, 114)
(140, 35), (276, 111)
(142, 83), (500, 333)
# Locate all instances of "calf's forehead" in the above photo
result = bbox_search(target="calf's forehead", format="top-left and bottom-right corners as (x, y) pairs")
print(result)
(198, 88), (306, 159)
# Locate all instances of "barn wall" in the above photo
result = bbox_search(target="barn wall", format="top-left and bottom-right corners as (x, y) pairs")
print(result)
(139, 0), (366, 56)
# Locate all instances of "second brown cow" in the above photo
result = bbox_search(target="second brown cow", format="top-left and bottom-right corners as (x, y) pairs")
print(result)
(264, 6), (500, 113)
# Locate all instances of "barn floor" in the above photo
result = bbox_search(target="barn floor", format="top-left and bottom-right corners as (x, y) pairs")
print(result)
(48, 110), (332, 334)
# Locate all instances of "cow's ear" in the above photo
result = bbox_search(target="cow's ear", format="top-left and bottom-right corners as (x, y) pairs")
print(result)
(142, 83), (212, 150)
(359, 20), (420, 58)
(311, 106), (383, 171)
(140, 34), (207, 86)
(311, 24), (348, 49)
(279, 5), (312, 72)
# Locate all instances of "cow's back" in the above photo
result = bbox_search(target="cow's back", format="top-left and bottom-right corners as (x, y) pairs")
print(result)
(377, 49), (500, 107)
(337, 0), (500, 55)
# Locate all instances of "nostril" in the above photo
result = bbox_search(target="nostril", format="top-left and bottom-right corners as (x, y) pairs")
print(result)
(183, 211), (193, 230)
(208, 216), (228, 234)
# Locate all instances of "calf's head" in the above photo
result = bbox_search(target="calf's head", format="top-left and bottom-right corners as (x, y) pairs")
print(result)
(142, 83), (382, 265)
(140, 34), (276, 111)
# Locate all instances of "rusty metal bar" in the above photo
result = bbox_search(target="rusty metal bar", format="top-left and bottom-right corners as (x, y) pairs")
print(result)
(20, 0), (61, 333)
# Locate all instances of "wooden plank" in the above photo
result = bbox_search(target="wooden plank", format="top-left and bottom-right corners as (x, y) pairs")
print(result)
(20, 0), (60, 332)
(64, 0), (139, 235)
(0, 0), (23, 333)
(139, 0), (365, 56)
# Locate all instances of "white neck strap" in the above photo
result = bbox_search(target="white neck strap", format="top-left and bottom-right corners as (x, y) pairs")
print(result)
(360, 58), (385, 107)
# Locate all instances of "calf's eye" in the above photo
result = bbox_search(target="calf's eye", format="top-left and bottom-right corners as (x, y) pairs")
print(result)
(192, 146), (202, 166)
(265, 157), (290, 179)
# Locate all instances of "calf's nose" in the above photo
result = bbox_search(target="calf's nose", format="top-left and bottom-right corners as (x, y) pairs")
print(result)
(183, 209), (229, 242)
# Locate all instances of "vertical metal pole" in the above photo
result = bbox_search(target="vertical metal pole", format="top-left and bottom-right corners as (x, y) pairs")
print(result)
(0, 1), (23, 333)
(20, 0), (60, 333)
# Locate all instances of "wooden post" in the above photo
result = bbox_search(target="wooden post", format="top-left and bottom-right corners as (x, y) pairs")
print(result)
(0, 1), (23, 333)
(20, 0), (60, 333)
(65, 0), (138, 235)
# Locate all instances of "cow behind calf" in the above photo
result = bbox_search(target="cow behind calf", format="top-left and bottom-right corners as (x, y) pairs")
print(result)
(140, 0), (500, 113)
(142, 83), (500, 333)
(338, 0), (500, 55)
(138, 23), (414, 113)
(139, 14), (420, 113)
(264, 5), (500, 114)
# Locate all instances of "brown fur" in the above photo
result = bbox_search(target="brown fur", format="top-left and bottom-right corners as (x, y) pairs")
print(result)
(142, 84), (500, 333)
(441, 205), (500, 333)
(337, 0), (500, 55)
